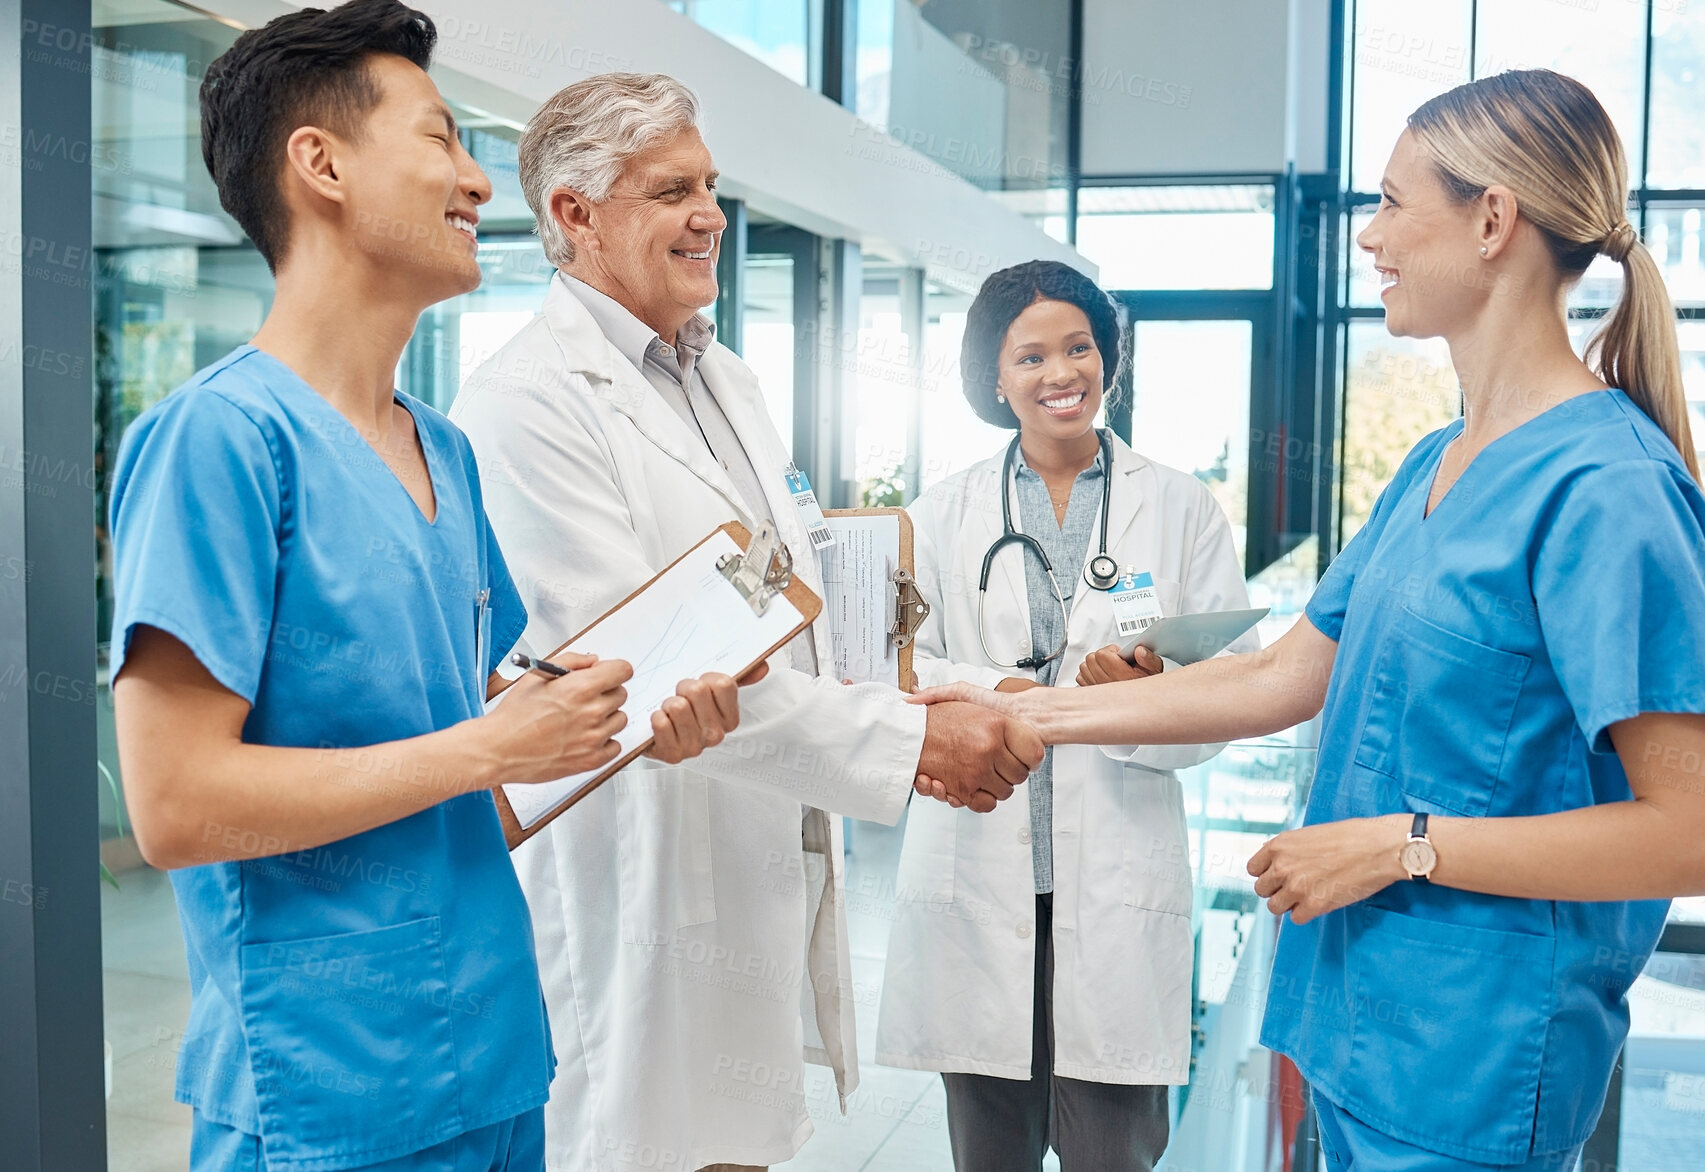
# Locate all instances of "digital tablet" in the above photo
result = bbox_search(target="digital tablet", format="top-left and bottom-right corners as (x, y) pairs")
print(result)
(1118, 607), (1269, 666)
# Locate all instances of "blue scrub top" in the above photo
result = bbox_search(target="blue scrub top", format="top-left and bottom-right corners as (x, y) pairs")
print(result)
(109, 346), (551, 1172)
(1261, 390), (1705, 1165)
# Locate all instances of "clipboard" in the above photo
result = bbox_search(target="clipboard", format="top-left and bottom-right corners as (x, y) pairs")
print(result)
(492, 520), (821, 849)
(820, 507), (930, 692)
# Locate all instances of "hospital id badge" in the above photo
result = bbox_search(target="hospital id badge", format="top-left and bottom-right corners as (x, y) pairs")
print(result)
(1109, 570), (1163, 639)
(783, 461), (836, 551)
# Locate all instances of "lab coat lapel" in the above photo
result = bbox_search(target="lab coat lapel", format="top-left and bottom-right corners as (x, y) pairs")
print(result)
(988, 455), (1035, 642)
(700, 345), (835, 661)
(542, 276), (752, 526)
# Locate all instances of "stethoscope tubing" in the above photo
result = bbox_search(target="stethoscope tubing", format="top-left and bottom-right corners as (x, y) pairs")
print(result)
(975, 429), (1117, 672)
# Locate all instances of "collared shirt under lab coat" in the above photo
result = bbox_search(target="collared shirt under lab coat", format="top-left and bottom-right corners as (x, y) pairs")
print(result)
(876, 435), (1254, 1086)
(449, 273), (926, 1172)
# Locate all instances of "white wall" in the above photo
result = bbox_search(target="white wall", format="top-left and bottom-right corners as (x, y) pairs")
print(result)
(1081, 0), (1333, 177)
(212, 0), (1089, 292)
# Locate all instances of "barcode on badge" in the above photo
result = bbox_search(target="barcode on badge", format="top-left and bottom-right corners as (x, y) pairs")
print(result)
(806, 525), (835, 550)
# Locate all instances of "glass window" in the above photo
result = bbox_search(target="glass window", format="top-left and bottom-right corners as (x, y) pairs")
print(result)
(666, 0), (820, 87)
(854, 0), (1071, 208)
(1650, 205), (1705, 311)
(1075, 186), (1275, 292)
(1646, 5), (1705, 189)
(1473, 0), (1647, 182)
(1682, 321), (1705, 475)
(1339, 324), (1458, 543)
(1129, 320), (1253, 564)
(851, 268), (913, 503)
(916, 282), (1008, 494)
(1349, 0), (1472, 193)
(1346, 208), (1382, 309)
(741, 253), (799, 444)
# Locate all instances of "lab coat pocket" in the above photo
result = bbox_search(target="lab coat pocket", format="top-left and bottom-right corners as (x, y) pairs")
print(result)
(1120, 768), (1192, 916)
(895, 798), (957, 907)
(1342, 904), (1553, 1164)
(615, 766), (716, 944)
(238, 917), (461, 1169)
(1353, 607), (1530, 817)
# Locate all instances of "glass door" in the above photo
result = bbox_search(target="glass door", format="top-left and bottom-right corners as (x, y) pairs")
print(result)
(1111, 297), (1273, 574)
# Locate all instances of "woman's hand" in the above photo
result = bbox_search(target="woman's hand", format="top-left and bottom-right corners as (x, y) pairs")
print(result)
(1247, 814), (1410, 924)
(1076, 645), (1163, 687)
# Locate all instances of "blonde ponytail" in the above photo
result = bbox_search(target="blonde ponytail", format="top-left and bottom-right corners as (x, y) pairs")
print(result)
(1589, 235), (1699, 482)
(1409, 70), (1700, 483)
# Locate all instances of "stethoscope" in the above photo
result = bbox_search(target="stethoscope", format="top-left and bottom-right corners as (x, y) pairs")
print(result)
(976, 427), (1118, 671)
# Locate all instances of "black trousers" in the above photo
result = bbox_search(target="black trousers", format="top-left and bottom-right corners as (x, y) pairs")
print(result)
(941, 894), (1170, 1172)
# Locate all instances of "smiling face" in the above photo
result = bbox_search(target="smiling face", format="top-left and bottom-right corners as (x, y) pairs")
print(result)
(996, 297), (1106, 442)
(1358, 129), (1492, 340)
(338, 53), (491, 301)
(569, 127), (725, 341)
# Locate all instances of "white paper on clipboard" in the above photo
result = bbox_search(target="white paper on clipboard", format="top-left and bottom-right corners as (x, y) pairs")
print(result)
(498, 529), (807, 831)
(821, 513), (902, 686)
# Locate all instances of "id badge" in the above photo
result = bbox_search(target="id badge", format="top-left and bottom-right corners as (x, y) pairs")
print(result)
(474, 586), (492, 682)
(783, 461), (836, 551)
(1108, 570), (1164, 639)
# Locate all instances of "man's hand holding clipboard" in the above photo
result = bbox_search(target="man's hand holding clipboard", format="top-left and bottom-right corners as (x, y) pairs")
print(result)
(488, 521), (820, 848)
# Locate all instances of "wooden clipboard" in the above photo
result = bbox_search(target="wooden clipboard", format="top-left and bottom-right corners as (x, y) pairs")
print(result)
(492, 520), (821, 850)
(821, 507), (927, 692)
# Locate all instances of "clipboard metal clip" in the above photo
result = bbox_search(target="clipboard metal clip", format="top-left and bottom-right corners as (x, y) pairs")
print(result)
(717, 521), (794, 615)
(889, 568), (930, 650)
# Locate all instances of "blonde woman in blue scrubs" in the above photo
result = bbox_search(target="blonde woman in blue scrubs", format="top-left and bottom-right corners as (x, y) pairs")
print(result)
(914, 69), (1705, 1171)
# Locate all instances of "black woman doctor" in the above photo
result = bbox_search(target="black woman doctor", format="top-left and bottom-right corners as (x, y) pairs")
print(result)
(874, 260), (1253, 1172)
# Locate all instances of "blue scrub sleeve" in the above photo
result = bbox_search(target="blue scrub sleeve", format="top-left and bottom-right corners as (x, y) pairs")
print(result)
(109, 391), (282, 703)
(1534, 459), (1705, 753)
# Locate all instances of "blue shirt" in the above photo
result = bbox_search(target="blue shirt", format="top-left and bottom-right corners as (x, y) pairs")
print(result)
(109, 346), (551, 1171)
(1013, 448), (1105, 893)
(1260, 390), (1705, 1164)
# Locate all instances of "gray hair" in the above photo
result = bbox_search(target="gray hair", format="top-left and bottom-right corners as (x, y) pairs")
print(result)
(519, 72), (703, 270)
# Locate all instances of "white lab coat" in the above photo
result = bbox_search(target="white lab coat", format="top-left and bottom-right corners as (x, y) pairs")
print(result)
(875, 437), (1254, 1086)
(450, 274), (925, 1171)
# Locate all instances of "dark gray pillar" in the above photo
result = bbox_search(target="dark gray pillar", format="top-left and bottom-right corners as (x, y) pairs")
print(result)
(0, 0), (105, 1168)
(715, 195), (747, 355)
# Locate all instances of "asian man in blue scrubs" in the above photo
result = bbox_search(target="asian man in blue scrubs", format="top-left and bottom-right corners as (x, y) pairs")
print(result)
(108, 3), (753, 1169)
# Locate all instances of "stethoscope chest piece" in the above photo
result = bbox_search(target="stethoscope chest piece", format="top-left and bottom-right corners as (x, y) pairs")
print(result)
(1084, 552), (1120, 591)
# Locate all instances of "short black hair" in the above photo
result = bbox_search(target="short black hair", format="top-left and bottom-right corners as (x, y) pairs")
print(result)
(200, 0), (437, 270)
(960, 260), (1126, 429)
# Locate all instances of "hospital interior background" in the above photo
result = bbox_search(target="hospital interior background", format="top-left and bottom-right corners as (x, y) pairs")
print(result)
(19, 0), (1705, 1167)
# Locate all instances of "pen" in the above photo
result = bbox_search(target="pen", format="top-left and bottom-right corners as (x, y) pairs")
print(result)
(511, 652), (572, 678)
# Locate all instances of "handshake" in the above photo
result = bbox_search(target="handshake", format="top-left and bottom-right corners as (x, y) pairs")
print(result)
(911, 699), (1045, 813)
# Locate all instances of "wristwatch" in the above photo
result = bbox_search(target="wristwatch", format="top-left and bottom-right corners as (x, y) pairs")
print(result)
(1400, 812), (1437, 883)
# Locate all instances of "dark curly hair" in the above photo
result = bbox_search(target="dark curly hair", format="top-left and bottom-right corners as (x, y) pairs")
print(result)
(960, 260), (1126, 429)
(200, 0), (437, 270)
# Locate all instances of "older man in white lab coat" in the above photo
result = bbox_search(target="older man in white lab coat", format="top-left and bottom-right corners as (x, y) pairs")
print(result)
(450, 73), (1042, 1172)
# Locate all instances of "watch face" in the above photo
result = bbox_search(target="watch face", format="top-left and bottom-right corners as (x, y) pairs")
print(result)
(1401, 838), (1438, 876)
